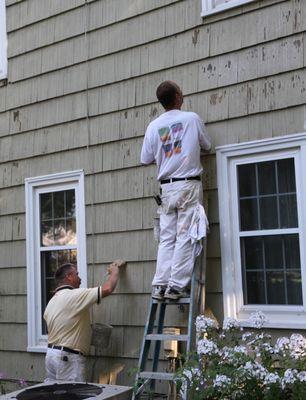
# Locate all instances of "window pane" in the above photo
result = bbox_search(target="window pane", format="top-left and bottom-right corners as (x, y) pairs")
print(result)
(278, 158), (296, 193)
(258, 161), (276, 195)
(284, 235), (300, 269)
(260, 196), (278, 229)
(279, 194), (298, 228)
(40, 193), (52, 220)
(245, 272), (266, 304)
(53, 191), (65, 218)
(266, 272), (285, 304)
(287, 272), (303, 305)
(66, 189), (76, 218)
(264, 236), (283, 269)
(240, 199), (258, 230)
(242, 237), (263, 270)
(238, 164), (257, 197)
(41, 221), (53, 246)
(40, 189), (76, 247)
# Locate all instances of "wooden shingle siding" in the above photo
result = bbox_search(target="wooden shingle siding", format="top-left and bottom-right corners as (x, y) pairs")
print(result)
(0, 0), (305, 388)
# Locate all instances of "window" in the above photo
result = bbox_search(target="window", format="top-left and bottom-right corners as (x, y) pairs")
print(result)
(0, 0), (7, 80)
(217, 133), (306, 328)
(202, 0), (255, 16)
(25, 170), (87, 352)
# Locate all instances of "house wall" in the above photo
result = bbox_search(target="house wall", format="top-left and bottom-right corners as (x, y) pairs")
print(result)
(0, 0), (305, 386)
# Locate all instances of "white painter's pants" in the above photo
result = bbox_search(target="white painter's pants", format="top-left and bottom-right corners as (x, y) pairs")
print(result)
(152, 180), (203, 290)
(45, 347), (86, 382)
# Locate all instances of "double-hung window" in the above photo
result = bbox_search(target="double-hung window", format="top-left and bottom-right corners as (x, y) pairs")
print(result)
(0, 0), (7, 80)
(217, 133), (306, 328)
(202, 0), (256, 16)
(25, 170), (87, 351)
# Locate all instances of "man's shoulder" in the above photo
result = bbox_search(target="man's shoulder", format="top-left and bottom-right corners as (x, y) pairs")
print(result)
(181, 110), (201, 121)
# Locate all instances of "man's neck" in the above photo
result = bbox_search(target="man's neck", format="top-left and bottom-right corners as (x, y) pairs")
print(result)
(55, 284), (74, 292)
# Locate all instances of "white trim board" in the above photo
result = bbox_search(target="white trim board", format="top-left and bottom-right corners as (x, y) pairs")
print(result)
(0, 0), (7, 80)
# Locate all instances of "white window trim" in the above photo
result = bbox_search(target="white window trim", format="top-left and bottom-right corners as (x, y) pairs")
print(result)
(217, 133), (306, 329)
(202, 0), (256, 17)
(0, 0), (7, 80)
(25, 170), (87, 352)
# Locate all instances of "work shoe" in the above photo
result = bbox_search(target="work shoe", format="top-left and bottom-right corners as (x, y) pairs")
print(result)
(164, 286), (189, 300)
(152, 285), (166, 300)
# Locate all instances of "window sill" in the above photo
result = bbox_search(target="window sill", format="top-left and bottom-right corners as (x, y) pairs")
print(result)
(202, 0), (256, 17)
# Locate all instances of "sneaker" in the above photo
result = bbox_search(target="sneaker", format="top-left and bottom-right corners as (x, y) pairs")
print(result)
(152, 285), (166, 300)
(164, 286), (189, 300)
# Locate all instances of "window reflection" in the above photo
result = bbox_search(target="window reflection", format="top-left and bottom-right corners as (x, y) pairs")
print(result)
(40, 189), (76, 246)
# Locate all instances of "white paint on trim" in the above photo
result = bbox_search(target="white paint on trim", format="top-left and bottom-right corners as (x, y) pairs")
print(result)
(0, 0), (7, 80)
(25, 170), (87, 352)
(217, 133), (306, 329)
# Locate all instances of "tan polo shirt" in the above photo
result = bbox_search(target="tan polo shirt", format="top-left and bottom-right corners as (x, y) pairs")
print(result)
(44, 286), (101, 355)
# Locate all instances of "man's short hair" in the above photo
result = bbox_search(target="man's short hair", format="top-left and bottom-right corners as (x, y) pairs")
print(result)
(54, 263), (76, 285)
(156, 81), (180, 109)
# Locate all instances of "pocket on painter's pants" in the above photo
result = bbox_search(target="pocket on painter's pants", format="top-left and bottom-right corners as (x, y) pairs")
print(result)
(153, 216), (160, 242)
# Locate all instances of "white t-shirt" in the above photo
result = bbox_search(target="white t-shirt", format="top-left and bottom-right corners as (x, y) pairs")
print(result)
(141, 109), (211, 181)
(44, 287), (100, 355)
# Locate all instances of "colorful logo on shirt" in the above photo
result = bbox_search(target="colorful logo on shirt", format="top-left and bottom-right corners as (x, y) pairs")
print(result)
(158, 127), (170, 142)
(162, 143), (173, 158)
(173, 140), (182, 154)
(158, 122), (183, 157)
(171, 122), (183, 136)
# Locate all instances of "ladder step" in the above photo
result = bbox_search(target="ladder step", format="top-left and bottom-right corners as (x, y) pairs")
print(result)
(152, 297), (190, 304)
(146, 334), (188, 341)
(139, 372), (175, 381)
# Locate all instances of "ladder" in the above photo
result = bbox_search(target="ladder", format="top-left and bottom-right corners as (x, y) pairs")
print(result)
(132, 240), (207, 399)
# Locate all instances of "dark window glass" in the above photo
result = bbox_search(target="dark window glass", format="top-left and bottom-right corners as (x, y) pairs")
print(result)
(259, 196), (278, 229)
(243, 237), (263, 270)
(238, 164), (257, 197)
(258, 161), (276, 195)
(242, 234), (302, 306)
(245, 272), (266, 304)
(278, 158), (296, 193)
(40, 193), (52, 220)
(264, 236), (283, 269)
(266, 272), (285, 304)
(279, 195), (298, 228)
(284, 235), (300, 269)
(240, 199), (258, 231)
(286, 272), (303, 305)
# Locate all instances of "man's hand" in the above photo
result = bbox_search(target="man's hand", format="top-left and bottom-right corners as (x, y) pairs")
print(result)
(107, 259), (126, 275)
(102, 259), (127, 298)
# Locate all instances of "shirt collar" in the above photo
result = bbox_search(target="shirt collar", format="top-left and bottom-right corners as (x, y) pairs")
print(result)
(55, 285), (74, 292)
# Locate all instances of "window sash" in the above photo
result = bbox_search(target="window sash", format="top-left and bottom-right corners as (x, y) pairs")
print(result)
(216, 133), (306, 328)
(26, 170), (87, 352)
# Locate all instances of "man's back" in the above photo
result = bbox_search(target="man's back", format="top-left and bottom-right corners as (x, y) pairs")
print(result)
(141, 109), (210, 181)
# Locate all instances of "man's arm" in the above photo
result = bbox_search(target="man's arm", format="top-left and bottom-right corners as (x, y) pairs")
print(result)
(140, 126), (155, 165)
(101, 259), (126, 298)
(196, 115), (211, 152)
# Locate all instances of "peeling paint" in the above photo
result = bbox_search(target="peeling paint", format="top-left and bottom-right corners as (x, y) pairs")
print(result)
(192, 28), (200, 46)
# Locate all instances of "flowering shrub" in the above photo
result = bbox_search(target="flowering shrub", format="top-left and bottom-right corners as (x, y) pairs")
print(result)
(177, 312), (306, 399)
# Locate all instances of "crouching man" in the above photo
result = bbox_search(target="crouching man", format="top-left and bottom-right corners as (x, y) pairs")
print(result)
(44, 259), (126, 382)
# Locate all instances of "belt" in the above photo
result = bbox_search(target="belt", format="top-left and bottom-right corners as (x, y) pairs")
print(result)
(160, 176), (201, 185)
(48, 344), (83, 356)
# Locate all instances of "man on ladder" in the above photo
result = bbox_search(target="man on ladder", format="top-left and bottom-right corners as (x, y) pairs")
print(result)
(141, 80), (211, 301)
